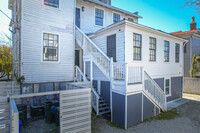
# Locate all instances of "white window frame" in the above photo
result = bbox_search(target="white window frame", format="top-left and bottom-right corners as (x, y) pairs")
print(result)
(94, 7), (105, 27)
(164, 78), (171, 97)
(42, 0), (61, 10)
(41, 32), (61, 63)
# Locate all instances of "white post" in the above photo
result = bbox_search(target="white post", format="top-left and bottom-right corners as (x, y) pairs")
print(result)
(110, 57), (113, 122)
(12, 81), (14, 95)
(83, 61), (86, 81)
(90, 57), (93, 82)
(125, 63), (129, 92)
(75, 66), (78, 82)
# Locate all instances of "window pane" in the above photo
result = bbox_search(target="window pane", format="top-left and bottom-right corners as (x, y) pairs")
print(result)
(43, 33), (59, 61)
(133, 33), (142, 60)
(149, 37), (156, 61)
(44, 0), (59, 8)
(175, 43), (180, 63)
(164, 41), (169, 62)
(95, 9), (104, 26)
(113, 13), (120, 23)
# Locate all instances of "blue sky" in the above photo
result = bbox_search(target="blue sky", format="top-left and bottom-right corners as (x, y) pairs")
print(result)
(0, 0), (199, 34)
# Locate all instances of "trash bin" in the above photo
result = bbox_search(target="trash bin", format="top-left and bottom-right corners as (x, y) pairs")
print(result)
(43, 101), (52, 123)
(55, 107), (59, 126)
(19, 119), (22, 133)
(17, 104), (27, 126)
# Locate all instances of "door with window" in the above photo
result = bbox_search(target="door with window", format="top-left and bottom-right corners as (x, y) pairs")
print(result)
(107, 34), (116, 62)
(76, 8), (80, 28)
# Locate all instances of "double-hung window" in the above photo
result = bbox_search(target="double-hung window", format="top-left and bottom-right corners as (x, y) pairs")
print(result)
(175, 43), (180, 63)
(43, 33), (59, 61)
(95, 8), (104, 26)
(164, 41), (170, 62)
(149, 37), (156, 61)
(44, 0), (59, 8)
(113, 13), (120, 23)
(165, 79), (171, 96)
(133, 33), (142, 61)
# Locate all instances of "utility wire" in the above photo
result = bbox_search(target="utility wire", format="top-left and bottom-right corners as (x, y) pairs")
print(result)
(0, 9), (15, 24)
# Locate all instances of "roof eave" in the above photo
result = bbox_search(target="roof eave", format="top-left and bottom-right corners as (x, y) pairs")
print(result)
(84, 0), (142, 18)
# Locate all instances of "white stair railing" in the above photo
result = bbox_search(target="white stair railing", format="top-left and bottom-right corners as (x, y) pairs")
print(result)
(75, 66), (88, 82)
(144, 71), (167, 111)
(75, 26), (111, 79)
(91, 88), (100, 115)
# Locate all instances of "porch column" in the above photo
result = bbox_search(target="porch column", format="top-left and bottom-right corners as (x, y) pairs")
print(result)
(90, 58), (93, 82)
(83, 61), (86, 81)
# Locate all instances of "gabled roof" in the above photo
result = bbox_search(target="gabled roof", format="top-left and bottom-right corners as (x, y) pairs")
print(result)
(90, 20), (187, 42)
(83, 0), (142, 18)
(171, 29), (200, 36)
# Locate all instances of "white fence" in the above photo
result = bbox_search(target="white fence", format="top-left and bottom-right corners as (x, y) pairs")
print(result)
(0, 97), (10, 133)
(0, 82), (91, 133)
(0, 81), (20, 96)
(183, 77), (200, 95)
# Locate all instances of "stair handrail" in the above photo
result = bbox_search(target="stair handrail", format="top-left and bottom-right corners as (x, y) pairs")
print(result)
(75, 26), (111, 61)
(144, 71), (167, 110)
(144, 71), (165, 95)
(92, 88), (100, 115)
(92, 88), (100, 99)
(75, 65), (88, 82)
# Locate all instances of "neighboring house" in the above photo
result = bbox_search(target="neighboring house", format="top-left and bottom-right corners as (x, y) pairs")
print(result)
(9, 0), (186, 129)
(171, 17), (200, 77)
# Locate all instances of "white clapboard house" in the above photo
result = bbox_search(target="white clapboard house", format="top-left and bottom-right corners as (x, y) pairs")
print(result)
(9, 0), (186, 129)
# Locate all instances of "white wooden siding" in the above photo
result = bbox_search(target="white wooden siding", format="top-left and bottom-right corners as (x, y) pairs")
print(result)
(90, 25), (125, 63)
(21, 0), (75, 83)
(125, 25), (184, 78)
(60, 88), (91, 133)
(77, 0), (138, 34)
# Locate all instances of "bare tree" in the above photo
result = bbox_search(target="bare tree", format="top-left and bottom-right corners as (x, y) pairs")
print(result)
(184, 0), (200, 14)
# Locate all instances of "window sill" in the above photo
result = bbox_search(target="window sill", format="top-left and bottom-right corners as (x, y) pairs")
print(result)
(41, 61), (61, 64)
(94, 24), (104, 28)
(42, 4), (61, 11)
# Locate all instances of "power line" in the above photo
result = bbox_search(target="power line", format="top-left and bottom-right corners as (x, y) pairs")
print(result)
(0, 9), (15, 24)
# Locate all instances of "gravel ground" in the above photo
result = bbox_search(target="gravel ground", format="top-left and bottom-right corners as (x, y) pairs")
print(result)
(93, 96), (200, 133)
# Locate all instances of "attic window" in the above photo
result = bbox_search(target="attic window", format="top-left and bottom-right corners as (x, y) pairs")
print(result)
(128, 18), (134, 22)
(44, 0), (59, 8)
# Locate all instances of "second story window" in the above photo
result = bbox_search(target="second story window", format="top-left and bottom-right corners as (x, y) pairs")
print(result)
(133, 33), (142, 61)
(43, 33), (59, 61)
(149, 37), (156, 61)
(113, 13), (120, 23)
(175, 43), (180, 63)
(128, 18), (134, 22)
(44, 0), (59, 8)
(164, 41), (170, 62)
(95, 8), (104, 26)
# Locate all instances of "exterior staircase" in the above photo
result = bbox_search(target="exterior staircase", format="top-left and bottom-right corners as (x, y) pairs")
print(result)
(75, 26), (167, 116)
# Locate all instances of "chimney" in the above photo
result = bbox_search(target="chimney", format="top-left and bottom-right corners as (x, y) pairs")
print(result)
(190, 17), (197, 31)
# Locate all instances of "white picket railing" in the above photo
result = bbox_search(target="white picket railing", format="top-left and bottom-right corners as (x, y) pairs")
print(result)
(75, 65), (88, 82)
(144, 71), (167, 111)
(113, 63), (143, 84)
(75, 26), (111, 79)
(91, 88), (100, 115)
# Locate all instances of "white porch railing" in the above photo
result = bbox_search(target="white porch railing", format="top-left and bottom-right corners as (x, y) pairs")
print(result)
(91, 88), (100, 115)
(10, 98), (19, 133)
(144, 71), (167, 111)
(75, 26), (111, 79)
(75, 65), (88, 82)
(113, 63), (143, 84)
